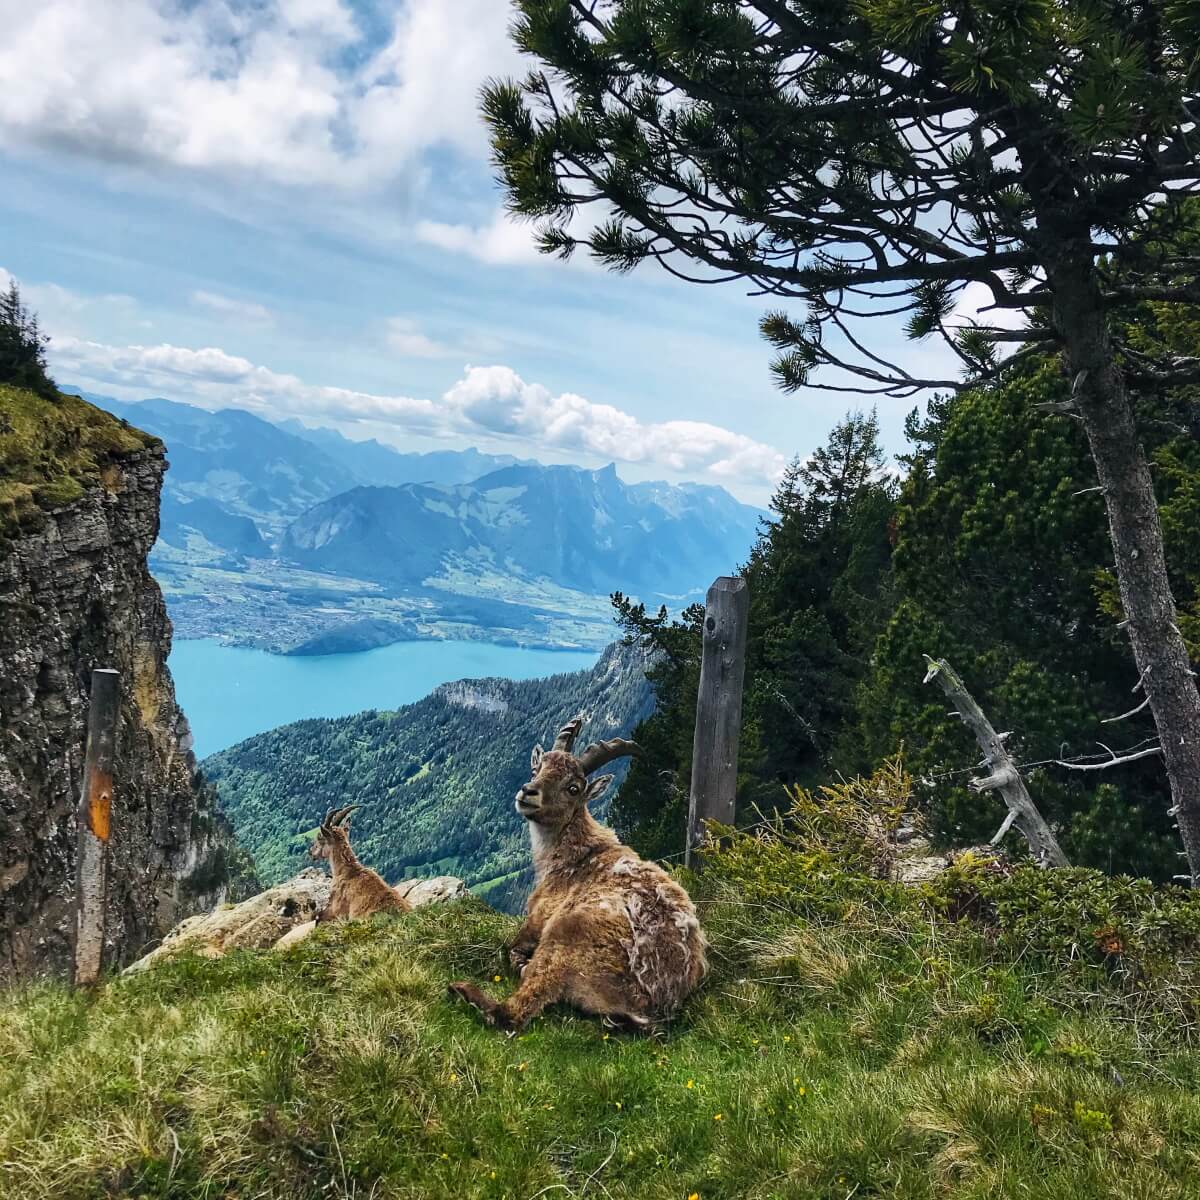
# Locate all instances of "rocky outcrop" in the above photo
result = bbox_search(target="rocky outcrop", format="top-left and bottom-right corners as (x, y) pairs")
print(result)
(124, 868), (469, 970)
(0, 392), (232, 983)
(124, 869), (333, 972)
(394, 874), (469, 907)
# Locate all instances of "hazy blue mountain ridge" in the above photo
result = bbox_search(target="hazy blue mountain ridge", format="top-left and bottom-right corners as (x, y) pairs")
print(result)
(159, 494), (270, 560)
(88, 396), (352, 534)
(61, 387), (764, 652)
(281, 461), (762, 599)
(280, 419), (523, 487)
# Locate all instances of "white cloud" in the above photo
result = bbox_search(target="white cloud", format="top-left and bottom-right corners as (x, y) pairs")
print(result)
(192, 290), (274, 325)
(443, 365), (787, 483)
(51, 335), (443, 428)
(0, 265), (138, 332)
(50, 337), (786, 486)
(385, 317), (452, 359)
(416, 211), (547, 267)
(0, 0), (525, 188)
(949, 280), (1029, 333)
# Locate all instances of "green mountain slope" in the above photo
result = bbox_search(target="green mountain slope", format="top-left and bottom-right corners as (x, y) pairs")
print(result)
(204, 642), (653, 906)
(4, 827), (1200, 1199)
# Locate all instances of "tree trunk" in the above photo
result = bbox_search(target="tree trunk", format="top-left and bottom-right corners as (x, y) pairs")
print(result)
(1047, 249), (1200, 884)
(922, 656), (1069, 867)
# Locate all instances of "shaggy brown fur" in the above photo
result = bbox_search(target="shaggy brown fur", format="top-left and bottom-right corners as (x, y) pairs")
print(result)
(309, 805), (411, 923)
(449, 718), (707, 1032)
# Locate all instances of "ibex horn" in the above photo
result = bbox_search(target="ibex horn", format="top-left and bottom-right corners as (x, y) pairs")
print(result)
(552, 715), (586, 753)
(576, 738), (642, 775)
(322, 804), (359, 829)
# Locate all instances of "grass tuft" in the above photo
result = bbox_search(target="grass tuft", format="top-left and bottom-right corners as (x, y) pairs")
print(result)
(2, 870), (1200, 1199)
(0, 384), (154, 536)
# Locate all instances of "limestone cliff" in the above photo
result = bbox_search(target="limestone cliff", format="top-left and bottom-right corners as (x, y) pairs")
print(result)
(0, 384), (233, 982)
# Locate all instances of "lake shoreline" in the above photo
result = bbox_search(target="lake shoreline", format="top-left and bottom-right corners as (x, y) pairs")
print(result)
(170, 638), (601, 759)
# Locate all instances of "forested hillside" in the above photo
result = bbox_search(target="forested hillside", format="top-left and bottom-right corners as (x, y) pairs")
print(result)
(206, 642), (653, 910)
(614, 274), (1200, 879)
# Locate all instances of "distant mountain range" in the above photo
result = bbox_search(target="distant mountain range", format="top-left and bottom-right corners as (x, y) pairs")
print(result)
(279, 418), (523, 488)
(283, 462), (761, 598)
(63, 387), (764, 652)
(65, 390), (518, 543)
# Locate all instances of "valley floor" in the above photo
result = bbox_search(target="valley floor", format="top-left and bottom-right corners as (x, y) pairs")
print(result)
(3, 882), (1199, 1199)
(153, 553), (618, 654)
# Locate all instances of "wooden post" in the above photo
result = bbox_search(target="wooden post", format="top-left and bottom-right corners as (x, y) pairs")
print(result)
(686, 577), (749, 868)
(922, 655), (1069, 868)
(73, 668), (121, 987)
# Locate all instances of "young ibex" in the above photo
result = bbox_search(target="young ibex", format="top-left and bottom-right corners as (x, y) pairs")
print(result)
(450, 717), (707, 1032)
(309, 805), (411, 924)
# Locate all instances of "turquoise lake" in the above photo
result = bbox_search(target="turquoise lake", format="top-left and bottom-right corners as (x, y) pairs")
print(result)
(170, 639), (599, 759)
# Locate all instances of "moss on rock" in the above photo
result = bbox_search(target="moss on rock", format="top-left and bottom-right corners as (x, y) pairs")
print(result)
(0, 384), (156, 536)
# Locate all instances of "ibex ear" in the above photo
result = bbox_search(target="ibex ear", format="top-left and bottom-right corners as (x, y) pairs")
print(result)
(584, 774), (614, 805)
(531, 744), (544, 774)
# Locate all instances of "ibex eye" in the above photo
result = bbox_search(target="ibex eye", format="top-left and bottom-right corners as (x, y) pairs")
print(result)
(569, 784), (581, 795)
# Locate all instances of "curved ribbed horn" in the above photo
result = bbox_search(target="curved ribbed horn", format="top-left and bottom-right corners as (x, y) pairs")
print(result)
(552, 715), (586, 753)
(322, 804), (357, 830)
(576, 738), (642, 775)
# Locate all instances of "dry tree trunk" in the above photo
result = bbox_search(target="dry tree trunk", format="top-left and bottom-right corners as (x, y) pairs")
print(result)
(923, 656), (1069, 867)
(1048, 253), (1200, 885)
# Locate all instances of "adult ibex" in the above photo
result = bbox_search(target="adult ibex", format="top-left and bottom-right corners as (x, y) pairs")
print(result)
(450, 717), (707, 1032)
(309, 805), (411, 924)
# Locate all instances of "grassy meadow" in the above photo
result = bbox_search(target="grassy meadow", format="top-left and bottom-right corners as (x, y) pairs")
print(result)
(4, 833), (1200, 1200)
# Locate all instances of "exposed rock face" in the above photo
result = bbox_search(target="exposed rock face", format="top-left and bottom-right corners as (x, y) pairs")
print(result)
(124, 868), (469, 970)
(124, 869), (333, 972)
(394, 874), (469, 907)
(0, 429), (231, 983)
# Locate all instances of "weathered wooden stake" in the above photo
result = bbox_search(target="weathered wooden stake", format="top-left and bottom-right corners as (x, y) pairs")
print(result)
(922, 655), (1069, 868)
(686, 576), (749, 868)
(73, 668), (121, 987)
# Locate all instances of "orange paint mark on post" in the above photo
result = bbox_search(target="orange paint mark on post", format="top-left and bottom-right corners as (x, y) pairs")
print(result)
(73, 669), (121, 987)
(89, 781), (113, 842)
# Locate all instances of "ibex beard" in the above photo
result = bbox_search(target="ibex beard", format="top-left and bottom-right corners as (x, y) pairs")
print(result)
(449, 717), (707, 1033)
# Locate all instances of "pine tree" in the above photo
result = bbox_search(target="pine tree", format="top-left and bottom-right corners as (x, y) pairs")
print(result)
(484, 1), (1200, 882)
(0, 279), (56, 398)
(610, 411), (896, 854)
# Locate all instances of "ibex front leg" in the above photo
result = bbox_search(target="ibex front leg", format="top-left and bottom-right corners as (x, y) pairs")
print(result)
(450, 949), (569, 1033)
(507, 912), (544, 975)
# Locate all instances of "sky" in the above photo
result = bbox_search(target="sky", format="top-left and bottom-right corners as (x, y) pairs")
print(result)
(0, 0), (962, 505)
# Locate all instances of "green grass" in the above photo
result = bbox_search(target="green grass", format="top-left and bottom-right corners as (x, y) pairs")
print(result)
(0, 384), (154, 536)
(3, 878), (1200, 1200)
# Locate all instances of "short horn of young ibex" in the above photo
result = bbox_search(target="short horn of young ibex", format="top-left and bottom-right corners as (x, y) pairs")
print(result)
(449, 714), (707, 1032)
(309, 804), (411, 923)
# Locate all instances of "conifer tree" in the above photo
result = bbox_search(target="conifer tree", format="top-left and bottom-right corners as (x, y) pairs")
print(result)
(0, 279), (56, 398)
(484, 2), (1200, 880)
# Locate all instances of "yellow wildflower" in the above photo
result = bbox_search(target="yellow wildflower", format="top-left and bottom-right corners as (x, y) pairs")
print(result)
(493, 975), (501, 983)
(713, 1112), (724, 1122)
(686, 1079), (695, 1089)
